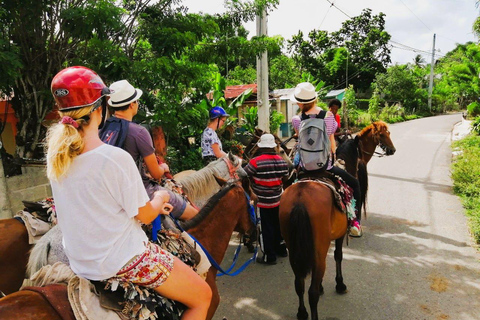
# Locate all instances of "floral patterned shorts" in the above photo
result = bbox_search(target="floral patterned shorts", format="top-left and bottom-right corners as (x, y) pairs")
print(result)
(115, 242), (174, 289)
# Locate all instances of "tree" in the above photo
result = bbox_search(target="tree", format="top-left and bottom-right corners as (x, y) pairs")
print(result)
(0, 0), (146, 158)
(289, 9), (391, 92)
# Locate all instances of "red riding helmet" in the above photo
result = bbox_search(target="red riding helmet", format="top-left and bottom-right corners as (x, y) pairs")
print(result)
(51, 66), (110, 111)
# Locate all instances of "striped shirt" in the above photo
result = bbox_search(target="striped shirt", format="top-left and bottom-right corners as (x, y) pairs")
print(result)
(244, 153), (289, 208)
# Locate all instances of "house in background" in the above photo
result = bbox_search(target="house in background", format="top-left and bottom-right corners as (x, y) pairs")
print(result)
(271, 88), (296, 138)
(324, 89), (346, 102)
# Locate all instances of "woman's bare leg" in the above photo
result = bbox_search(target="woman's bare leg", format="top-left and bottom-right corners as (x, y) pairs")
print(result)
(154, 256), (212, 320)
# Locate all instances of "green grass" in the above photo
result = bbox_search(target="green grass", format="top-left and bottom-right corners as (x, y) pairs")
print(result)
(451, 134), (480, 246)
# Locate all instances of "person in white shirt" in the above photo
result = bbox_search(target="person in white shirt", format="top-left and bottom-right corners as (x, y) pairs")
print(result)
(47, 66), (211, 319)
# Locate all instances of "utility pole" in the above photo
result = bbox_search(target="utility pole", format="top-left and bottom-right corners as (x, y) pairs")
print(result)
(428, 33), (436, 112)
(256, 8), (270, 132)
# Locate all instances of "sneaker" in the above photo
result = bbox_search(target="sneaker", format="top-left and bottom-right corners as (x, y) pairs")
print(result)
(349, 220), (363, 237)
(256, 255), (277, 265)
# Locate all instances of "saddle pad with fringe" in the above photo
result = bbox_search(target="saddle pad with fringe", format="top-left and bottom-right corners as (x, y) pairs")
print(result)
(296, 176), (355, 220)
(22, 284), (75, 320)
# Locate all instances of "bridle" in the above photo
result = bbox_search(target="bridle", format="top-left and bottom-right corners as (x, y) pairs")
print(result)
(223, 156), (241, 180)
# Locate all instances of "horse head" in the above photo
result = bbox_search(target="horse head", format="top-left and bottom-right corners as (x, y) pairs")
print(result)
(372, 121), (396, 156)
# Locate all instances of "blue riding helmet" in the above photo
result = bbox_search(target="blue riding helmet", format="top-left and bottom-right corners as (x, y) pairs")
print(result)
(209, 106), (230, 120)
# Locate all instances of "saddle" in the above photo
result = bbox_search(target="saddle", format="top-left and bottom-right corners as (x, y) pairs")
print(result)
(296, 169), (356, 220)
(22, 284), (75, 320)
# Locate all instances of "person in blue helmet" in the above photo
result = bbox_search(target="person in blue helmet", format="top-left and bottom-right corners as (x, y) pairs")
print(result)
(201, 106), (230, 165)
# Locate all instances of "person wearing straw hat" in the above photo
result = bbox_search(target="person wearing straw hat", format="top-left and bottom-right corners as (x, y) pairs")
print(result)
(47, 67), (212, 319)
(244, 133), (290, 265)
(105, 80), (199, 221)
(291, 82), (363, 237)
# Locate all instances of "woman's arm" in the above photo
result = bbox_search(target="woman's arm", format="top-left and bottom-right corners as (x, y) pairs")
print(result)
(212, 143), (227, 158)
(136, 190), (172, 224)
(143, 153), (168, 180)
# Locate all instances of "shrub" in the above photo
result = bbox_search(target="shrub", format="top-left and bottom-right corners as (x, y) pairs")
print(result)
(467, 101), (480, 118)
(472, 116), (480, 135)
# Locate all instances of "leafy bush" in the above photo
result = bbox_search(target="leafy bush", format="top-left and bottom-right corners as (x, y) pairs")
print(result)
(451, 135), (480, 245)
(473, 116), (480, 135)
(468, 102), (480, 118)
(270, 109), (285, 133)
(166, 146), (203, 174)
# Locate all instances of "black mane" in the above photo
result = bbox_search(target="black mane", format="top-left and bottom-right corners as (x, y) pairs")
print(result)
(179, 183), (238, 230)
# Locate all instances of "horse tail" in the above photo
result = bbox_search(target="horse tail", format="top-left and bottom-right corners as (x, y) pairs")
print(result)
(358, 160), (368, 218)
(289, 203), (314, 278)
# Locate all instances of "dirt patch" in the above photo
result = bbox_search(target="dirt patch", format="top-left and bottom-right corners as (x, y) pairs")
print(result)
(428, 274), (449, 293)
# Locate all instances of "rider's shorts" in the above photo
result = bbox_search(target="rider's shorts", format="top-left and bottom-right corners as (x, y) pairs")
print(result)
(115, 242), (174, 289)
(146, 184), (187, 219)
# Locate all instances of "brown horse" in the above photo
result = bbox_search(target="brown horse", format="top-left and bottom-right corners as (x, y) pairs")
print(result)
(0, 218), (31, 295)
(356, 121), (396, 164)
(0, 199), (54, 295)
(279, 180), (348, 320)
(0, 179), (255, 320)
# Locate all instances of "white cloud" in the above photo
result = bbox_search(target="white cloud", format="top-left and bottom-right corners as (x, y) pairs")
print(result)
(181, 0), (478, 64)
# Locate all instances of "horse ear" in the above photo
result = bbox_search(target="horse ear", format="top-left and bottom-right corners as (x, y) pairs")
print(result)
(354, 135), (360, 144)
(228, 152), (235, 162)
(214, 175), (227, 187)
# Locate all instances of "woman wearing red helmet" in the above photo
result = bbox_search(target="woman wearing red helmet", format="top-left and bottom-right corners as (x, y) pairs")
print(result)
(47, 66), (211, 319)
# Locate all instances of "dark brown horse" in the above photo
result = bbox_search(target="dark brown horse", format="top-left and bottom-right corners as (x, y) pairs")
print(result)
(0, 179), (255, 320)
(279, 180), (348, 320)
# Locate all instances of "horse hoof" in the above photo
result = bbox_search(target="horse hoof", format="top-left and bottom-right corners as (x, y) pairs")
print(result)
(336, 283), (348, 294)
(296, 311), (308, 320)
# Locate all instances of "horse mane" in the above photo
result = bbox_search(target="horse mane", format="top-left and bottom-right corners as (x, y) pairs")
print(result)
(179, 183), (237, 230)
(358, 121), (388, 137)
(176, 158), (233, 203)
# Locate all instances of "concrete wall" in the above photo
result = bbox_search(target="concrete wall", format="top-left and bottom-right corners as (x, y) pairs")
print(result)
(0, 162), (51, 219)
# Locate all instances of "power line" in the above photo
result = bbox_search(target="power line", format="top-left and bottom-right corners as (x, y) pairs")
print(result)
(398, 0), (433, 33)
(318, 1), (334, 30)
(324, 0), (351, 19)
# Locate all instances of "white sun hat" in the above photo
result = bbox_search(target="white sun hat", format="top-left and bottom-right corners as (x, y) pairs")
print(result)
(290, 82), (317, 104)
(257, 133), (277, 148)
(108, 80), (143, 107)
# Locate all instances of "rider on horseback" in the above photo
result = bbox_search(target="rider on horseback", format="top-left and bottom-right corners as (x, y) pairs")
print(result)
(201, 106), (230, 165)
(47, 67), (211, 319)
(106, 80), (198, 221)
(291, 82), (363, 237)
(328, 99), (351, 145)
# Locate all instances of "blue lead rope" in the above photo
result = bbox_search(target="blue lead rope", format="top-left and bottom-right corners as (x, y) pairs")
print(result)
(151, 215), (162, 241)
(169, 190), (258, 277)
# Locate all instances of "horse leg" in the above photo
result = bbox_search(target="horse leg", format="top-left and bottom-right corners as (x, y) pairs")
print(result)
(205, 270), (219, 320)
(308, 249), (327, 320)
(334, 236), (347, 294)
(294, 275), (308, 320)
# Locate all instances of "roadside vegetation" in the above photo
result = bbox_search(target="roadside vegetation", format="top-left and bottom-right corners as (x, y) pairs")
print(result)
(451, 127), (480, 246)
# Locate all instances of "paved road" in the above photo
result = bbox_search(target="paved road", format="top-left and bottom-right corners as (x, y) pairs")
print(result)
(213, 113), (480, 320)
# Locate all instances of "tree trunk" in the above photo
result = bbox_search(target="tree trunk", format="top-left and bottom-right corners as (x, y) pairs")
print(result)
(151, 126), (167, 162)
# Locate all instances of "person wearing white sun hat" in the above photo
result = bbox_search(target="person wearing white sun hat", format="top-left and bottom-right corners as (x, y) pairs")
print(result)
(102, 80), (199, 222)
(244, 133), (289, 265)
(291, 82), (363, 237)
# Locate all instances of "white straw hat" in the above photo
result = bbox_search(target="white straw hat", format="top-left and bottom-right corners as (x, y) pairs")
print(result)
(108, 80), (143, 107)
(257, 133), (277, 148)
(290, 82), (317, 104)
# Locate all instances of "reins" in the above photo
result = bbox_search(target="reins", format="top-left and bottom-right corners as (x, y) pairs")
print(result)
(171, 187), (258, 277)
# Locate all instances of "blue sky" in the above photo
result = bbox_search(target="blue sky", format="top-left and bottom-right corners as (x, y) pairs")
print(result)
(181, 0), (479, 65)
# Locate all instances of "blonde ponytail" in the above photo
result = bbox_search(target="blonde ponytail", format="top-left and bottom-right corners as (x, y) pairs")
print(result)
(46, 105), (95, 181)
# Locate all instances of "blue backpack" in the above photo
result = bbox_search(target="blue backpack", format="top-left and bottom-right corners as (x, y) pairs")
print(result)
(99, 117), (130, 149)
